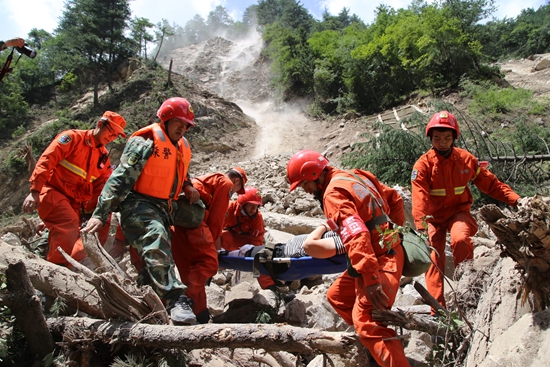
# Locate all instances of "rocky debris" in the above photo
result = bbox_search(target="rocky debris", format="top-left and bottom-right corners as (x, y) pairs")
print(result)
(475, 308), (550, 367)
(5, 190), (550, 366)
(532, 54), (550, 71)
(496, 52), (550, 96)
(163, 33), (273, 104)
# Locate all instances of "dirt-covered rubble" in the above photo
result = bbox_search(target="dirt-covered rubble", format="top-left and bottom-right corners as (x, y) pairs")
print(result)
(163, 34), (273, 105)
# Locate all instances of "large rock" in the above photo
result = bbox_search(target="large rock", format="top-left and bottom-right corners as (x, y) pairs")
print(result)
(477, 309), (550, 367)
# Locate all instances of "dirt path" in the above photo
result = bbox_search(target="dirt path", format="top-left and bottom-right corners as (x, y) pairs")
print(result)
(498, 54), (550, 96)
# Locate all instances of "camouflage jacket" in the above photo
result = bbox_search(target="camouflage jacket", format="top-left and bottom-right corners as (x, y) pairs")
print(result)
(92, 135), (170, 224)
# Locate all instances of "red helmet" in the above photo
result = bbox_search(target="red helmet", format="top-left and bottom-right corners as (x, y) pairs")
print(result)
(157, 97), (195, 126)
(286, 150), (329, 192)
(426, 111), (459, 138)
(233, 166), (247, 194)
(238, 186), (262, 206)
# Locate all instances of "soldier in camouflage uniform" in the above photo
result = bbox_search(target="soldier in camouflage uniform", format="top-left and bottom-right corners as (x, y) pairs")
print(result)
(82, 97), (200, 325)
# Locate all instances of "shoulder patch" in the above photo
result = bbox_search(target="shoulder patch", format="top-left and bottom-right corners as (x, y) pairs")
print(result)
(58, 134), (72, 145)
(411, 169), (418, 181)
(127, 152), (141, 166)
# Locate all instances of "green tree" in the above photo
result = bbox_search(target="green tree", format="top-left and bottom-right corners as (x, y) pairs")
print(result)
(315, 7), (363, 32)
(439, 0), (496, 33)
(182, 15), (208, 45)
(264, 25), (314, 98)
(153, 19), (175, 61)
(56, 0), (133, 105)
(27, 28), (52, 50)
(207, 5), (234, 37)
(0, 78), (29, 140)
(257, 0), (314, 32)
(131, 17), (154, 59)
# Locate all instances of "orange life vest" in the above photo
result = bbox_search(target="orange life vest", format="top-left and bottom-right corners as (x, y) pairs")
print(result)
(132, 123), (191, 200)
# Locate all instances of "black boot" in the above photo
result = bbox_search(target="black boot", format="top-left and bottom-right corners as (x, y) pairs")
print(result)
(196, 309), (211, 324)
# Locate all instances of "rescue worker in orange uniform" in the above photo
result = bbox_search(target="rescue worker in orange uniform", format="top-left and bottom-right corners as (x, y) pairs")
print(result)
(219, 186), (275, 290)
(412, 110), (521, 312)
(286, 150), (409, 367)
(171, 167), (247, 324)
(22, 111), (127, 266)
(82, 97), (199, 325)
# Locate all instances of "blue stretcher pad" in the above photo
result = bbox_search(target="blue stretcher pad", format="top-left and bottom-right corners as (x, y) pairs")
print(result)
(218, 253), (348, 281)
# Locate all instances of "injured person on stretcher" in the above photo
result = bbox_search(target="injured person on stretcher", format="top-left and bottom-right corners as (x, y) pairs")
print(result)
(221, 225), (346, 259)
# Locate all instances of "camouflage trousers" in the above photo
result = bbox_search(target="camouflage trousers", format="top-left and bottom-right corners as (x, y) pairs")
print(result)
(119, 198), (186, 302)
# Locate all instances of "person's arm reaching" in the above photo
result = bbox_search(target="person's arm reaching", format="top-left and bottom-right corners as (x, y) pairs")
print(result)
(82, 136), (153, 233)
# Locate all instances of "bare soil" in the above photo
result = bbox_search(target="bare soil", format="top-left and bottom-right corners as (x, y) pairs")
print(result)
(497, 54), (550, 96)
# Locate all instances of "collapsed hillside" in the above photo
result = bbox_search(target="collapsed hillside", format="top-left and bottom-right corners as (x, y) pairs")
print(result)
(2, 33), (550, 366)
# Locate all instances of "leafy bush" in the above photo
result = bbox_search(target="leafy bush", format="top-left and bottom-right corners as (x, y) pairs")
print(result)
(60, 71), (78, 92)
(6, 154), (26, 173)
(460, 79), (548, 116)
(0, 80), (29, 140)
(341, 113), (430, 186)
(11, 126), (25, 138)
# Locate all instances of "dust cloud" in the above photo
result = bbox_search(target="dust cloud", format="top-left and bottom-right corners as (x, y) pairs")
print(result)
(164, 28), (326, 159)
(237, 100), (319, 159)
(215, 30), (323, 158)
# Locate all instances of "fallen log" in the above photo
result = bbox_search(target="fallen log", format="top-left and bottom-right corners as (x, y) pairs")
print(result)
(2, 261), (54, 362)
(47, 317), (358, 354)
(479, 196), (550, 311)
(0, 240), (104, 317)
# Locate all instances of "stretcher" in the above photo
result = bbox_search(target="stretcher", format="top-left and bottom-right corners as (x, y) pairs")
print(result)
(217, 253), (348, 281)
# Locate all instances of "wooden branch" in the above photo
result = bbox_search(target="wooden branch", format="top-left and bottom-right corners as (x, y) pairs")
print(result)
(413, 281), (450, 316)
(490, 154), (550, 162)
(63, 237), (170, 325)
(6, 261), (54, 361)
(80, 232), (128, 279)
(47, 317), (358, 354)
(168, 58), (173, 84)
(371, 308), (449, 335)
(0, 240), (104, 317)
(268, 351), (296, 367)
(251, 353), (280, 367)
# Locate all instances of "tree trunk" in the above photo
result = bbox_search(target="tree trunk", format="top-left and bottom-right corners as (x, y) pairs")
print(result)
(47, 317), (358, 354)
(3, 261), (55, 362)
(0, 240), (104, 317)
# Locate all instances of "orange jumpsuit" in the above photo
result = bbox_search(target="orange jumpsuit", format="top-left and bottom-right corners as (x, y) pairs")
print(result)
(30, 129), (112, 265)
(323, 168), (410, 367)
(411, 147), (520, 309)
(171, 173), (234, 314)
(220, 201), (274, 289)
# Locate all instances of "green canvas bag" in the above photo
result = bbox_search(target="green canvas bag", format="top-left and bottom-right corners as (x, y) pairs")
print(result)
(173, 196), (206, 229)
(400, 229), (432, 277)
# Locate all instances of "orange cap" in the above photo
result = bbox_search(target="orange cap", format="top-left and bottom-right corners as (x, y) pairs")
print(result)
(233, 166), (247, 194)
(101, 111), (127, 138)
